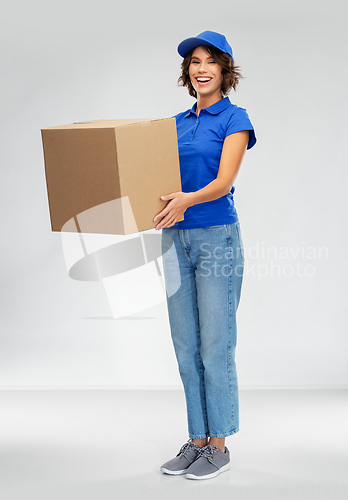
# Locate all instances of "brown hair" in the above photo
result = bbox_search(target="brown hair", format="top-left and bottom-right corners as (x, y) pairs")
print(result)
(177, 45), (243, 98)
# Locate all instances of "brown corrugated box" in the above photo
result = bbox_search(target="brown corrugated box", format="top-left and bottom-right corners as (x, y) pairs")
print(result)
(41, 118), (183, 235)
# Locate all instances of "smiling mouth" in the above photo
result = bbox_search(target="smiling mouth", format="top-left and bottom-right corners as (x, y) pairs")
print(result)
(196, 77), (212, 85)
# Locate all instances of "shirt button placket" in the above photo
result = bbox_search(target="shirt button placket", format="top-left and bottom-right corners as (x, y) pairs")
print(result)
(192, 117), (198, 136)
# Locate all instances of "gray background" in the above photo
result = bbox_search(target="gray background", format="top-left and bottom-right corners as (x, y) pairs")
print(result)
(1, 0), (347, 389)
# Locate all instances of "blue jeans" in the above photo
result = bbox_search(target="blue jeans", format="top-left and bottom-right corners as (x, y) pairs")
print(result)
(161, 221), (245, 439)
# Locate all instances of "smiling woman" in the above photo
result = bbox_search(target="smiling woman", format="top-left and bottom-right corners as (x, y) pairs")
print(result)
(156, 31), (257, 481)
(178, 44), (243, 101)
(187, 47), (224, 111)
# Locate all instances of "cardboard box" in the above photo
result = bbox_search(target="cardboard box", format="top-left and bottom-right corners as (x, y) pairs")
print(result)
(41, 118), (184, 235)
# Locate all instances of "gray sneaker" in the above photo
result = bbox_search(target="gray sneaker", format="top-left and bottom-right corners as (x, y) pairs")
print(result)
(185, 444), (231, 480)
(160, 439), (203, 475)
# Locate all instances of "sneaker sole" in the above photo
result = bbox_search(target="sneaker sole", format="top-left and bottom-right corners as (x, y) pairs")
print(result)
(185, 462), (230, 480)
(160, 466), (189, 475)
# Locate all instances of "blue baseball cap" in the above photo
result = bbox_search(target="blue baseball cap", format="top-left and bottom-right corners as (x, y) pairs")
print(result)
(177, 31), (234, 63)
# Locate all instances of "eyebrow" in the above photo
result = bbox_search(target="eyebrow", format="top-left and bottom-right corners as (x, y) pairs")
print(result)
(191, 55), (215, 61)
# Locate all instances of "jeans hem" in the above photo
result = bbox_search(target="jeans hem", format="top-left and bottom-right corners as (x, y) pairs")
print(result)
(209, 427), (239, 438)
(189, 428), (239, 439)
(189, 433), (209, 439)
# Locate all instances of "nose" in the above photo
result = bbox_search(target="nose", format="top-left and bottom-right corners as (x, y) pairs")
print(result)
(198, 64), (208, 73)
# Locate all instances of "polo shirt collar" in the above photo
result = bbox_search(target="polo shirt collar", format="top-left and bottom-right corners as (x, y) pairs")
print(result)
(185, 97), (232, 117)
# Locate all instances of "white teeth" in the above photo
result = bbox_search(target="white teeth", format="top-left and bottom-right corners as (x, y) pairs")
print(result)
(197, 78), (211, 82)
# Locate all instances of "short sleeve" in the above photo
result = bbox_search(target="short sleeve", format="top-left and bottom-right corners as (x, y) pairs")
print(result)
(225, 107), (257, 150)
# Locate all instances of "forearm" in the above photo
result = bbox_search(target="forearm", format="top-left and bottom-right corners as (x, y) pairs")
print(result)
(186, 178), (231, 207)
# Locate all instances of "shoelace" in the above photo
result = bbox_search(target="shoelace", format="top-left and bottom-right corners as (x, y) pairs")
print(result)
(196, 445), (219, 464)
(177, 439), (200, 460)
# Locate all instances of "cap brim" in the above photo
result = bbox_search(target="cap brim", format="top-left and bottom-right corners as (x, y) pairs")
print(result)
(177, 37), (217, 58)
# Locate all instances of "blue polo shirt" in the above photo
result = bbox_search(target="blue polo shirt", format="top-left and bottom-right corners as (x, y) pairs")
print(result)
(172, 96), (256, 229)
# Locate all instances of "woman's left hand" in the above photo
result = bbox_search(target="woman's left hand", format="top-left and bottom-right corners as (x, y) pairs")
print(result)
(154, 191), (193, 229)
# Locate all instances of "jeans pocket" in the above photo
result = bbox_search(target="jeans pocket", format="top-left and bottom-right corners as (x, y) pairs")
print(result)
(235, 222), (245, 263)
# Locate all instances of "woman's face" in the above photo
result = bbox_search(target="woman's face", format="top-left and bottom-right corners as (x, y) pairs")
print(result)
(188, 46), (223, 99)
